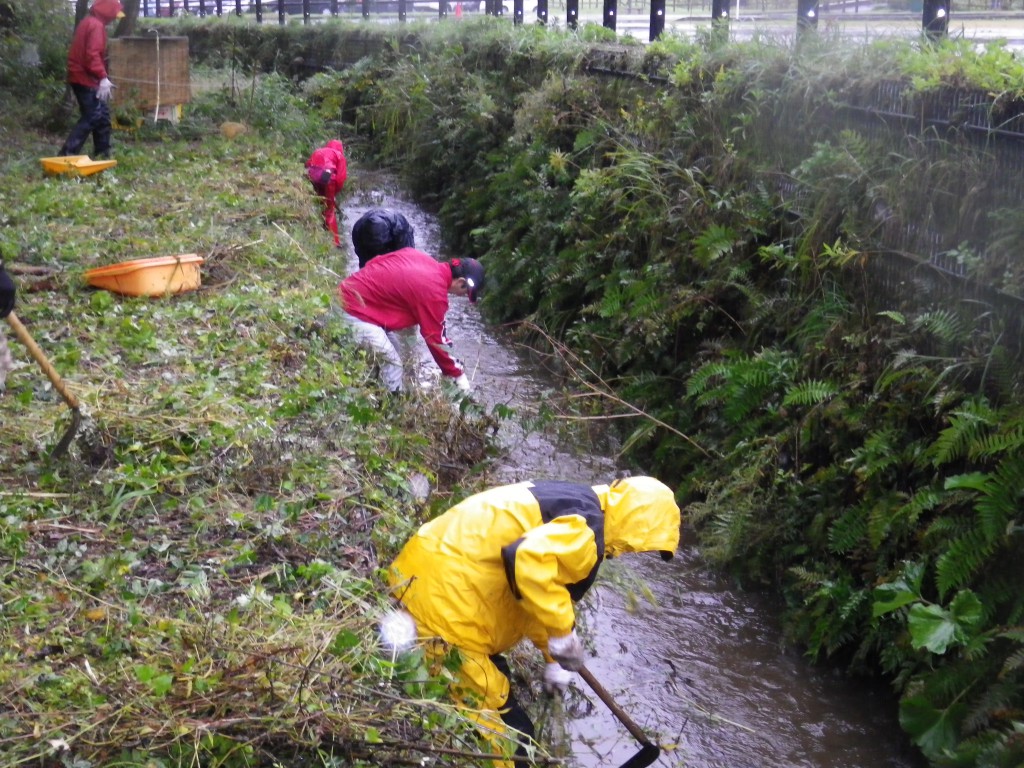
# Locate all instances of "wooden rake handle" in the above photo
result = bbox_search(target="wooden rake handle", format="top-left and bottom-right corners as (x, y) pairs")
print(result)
(5, 312), (81, 411)
(578, 665), (656, 747)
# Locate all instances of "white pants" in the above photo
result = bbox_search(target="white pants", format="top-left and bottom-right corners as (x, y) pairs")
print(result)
(341, 313), (405, 392)
(0, 328), (11, 390)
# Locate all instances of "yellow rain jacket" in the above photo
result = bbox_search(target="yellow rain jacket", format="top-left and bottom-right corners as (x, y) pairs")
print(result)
(388, 476), (681, 717)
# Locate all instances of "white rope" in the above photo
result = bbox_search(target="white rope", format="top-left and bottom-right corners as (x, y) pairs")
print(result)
(113, 75), (191, 89)
(153, 30), (163, 121)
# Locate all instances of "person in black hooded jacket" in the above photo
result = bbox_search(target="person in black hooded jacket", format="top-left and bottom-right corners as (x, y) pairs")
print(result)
(351, 208), (415, 269)
(1, 259), (16, 389)
(0, 260), (14, 320)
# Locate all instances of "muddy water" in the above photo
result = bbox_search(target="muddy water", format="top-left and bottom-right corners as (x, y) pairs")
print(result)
(340, 177), (921, 768)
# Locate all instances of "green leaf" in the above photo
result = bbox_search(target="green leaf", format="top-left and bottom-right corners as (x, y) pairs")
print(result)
(871, 561), (925, 618)
(876, 310), (906, 324)
(899, 695), (963, 757)
(90, 290), (114, 312)
(908, 590), (982, 654)
(365, 726), (382, 744)
(872, 585), (918, 618)
(909, 604), (958, 653)
(329, 629), (360, 655)
(151, 674), (174, 697)
(949, 589), (984, 628)
(573, 129), (599, 152)
(943, 471), (991, 493)
(135, 665), (155, 683)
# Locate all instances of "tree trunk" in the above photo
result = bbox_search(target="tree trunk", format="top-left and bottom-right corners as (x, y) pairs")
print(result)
(75, 0), (89, 24)
(116, 0), (142, 35)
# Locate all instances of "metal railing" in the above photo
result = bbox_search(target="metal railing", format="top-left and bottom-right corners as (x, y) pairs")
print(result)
(141, 0), (455, 21)
(141, 0), (963, 40)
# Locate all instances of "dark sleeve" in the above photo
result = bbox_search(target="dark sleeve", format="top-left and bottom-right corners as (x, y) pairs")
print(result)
(1, 262), (16, 319)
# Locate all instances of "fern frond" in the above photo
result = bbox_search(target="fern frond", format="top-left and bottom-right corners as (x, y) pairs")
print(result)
(962, 678), (1019, 734)
(906, 486), (944, 516)
(913, 309), (966, 345)
(783, 379), (839, 407)
(867, 490), (912, 550)
(829, 504), (869, 554)
(975, 456), (1024, 541)
(848, 428), (900, 483)
(969, 426), (1024, 461)
(1001, 647), (1024, 676)
(876, 310), (906, 324)
(619, 419), (658, 456)
(686, 361), (730, 402)
(789, 565), (829, 588)
(874, 351), (923, 395)
(935, 527), (998, 598)
(693, 223), (738, 267)
(929, 399), (996, 467)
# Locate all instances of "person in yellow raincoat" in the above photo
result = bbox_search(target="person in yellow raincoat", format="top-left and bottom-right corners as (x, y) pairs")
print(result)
(387, 476), (681, 763)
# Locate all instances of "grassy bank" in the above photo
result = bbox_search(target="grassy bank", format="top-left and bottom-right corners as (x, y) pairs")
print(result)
(7, 9), (1024, 767)
(0, 70), (514, 767)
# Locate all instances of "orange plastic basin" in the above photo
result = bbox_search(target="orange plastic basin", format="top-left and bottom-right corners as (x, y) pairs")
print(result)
(40, 155), (118, 177)
(84, 254), (204, 297)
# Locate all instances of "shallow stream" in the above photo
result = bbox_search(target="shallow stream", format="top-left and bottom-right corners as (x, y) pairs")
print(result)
(340, 176), (921, 768)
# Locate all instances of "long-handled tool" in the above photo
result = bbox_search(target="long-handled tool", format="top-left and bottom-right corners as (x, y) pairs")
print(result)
(5, 311), (82, 459)
(578, 665), (661, 768)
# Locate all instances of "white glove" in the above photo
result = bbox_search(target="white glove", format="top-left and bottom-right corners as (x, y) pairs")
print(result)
(96, 78), (114, 102)
(454, 373), (471, 392)
(548, 630), (584, 671)
(542, 662), (573, 695)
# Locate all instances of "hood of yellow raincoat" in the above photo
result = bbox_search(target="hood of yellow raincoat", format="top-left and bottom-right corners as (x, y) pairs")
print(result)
(593, 476), (681, 559)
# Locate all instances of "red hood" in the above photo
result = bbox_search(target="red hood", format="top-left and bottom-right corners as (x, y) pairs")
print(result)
(326, 139), (344, 152)
(90, 0), (124, 23)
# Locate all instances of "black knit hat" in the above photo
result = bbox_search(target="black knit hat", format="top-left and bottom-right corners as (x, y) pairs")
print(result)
(450, 257), (486, 303)
(351, 208), (415, 268)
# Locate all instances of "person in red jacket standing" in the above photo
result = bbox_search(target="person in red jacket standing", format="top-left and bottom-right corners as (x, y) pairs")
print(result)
(339, 249), (484, 395)
(305, 139), (348, 248)
(58, 0), (124, 159)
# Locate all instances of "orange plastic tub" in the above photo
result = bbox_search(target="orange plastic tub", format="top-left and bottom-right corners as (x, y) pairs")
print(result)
(40, 155), (118, 177)
(84, 254), (204, 297)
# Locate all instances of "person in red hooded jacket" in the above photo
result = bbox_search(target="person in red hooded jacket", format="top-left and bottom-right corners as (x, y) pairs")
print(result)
(58, 0), (125, 159)
(305, 139), (348, 248)
(339, 250), (485, 395)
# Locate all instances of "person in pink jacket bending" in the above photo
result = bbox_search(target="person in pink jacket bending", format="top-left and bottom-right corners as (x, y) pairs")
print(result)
(339, 249), (485, 395)
(305, 139), (348, 247)
(58, 0), (125, 159)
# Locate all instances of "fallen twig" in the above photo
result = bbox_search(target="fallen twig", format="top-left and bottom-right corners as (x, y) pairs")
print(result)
(516, 321), (717, 459)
